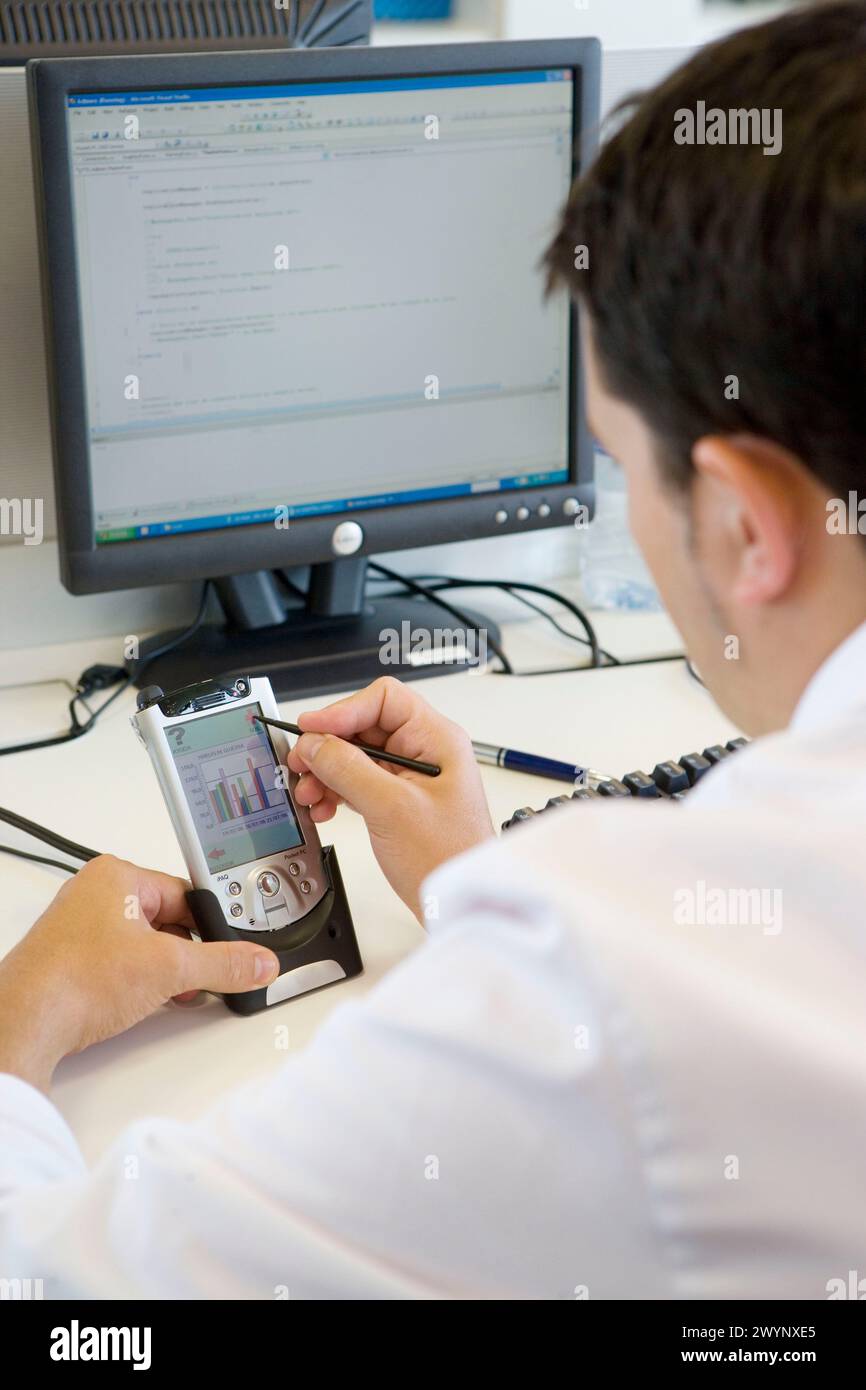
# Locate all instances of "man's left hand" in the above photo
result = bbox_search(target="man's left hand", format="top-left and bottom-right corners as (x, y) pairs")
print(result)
(0, 855), (280, 1093)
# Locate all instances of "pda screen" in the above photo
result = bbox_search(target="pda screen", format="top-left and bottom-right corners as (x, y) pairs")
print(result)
(166, 703), (303, 873)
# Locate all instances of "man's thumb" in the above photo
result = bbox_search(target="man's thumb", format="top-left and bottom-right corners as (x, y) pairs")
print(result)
(296, 731), (398, 815)
(176, 939), (280, 995)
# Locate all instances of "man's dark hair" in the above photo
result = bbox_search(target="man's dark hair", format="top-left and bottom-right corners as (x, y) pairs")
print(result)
(545, 0), (866, 497)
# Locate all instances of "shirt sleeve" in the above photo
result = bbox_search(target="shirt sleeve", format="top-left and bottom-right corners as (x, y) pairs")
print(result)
(0, 1073), (87, 1186)
(0, 842), (660, 1300)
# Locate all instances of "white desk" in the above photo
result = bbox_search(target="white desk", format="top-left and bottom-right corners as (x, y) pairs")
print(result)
(0, 608), (739, 1163)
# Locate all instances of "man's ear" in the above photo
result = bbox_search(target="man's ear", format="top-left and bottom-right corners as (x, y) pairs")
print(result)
(690, 434), (808, 606)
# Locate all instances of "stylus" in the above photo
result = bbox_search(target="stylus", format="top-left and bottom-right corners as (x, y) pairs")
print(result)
(254, 716), (441, 777)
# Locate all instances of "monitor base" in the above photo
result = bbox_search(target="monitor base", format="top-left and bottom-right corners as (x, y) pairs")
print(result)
(132, 591), (500, 700)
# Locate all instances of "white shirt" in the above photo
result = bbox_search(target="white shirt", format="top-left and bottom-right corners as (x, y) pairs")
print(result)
(3, 627), (866, 1299)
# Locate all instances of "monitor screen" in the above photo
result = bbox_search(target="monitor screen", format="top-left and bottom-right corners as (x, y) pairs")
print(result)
(64, 69), (575, 545)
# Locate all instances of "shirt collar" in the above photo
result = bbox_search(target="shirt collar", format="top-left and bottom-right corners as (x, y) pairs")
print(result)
(790, 619), (866, 733)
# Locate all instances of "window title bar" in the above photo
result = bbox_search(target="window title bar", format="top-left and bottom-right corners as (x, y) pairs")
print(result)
(67, 69), (572, 109)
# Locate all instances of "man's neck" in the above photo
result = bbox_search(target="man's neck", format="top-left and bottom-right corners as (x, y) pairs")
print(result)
(752, 604), (866, 735)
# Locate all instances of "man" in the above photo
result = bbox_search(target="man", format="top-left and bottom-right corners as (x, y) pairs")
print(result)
(1, 1), (865, 1298)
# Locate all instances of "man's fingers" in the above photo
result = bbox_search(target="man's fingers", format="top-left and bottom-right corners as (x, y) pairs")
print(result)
(309, 796), (340, 823)
(159, 925), (201, 999)
(295, 678), (470, 768)
(173, 938), (279, 996)
(294, 731), (402, 821)
(129, 863), (196, 931)
(292, 771), (345, 816)
(293, 770), (329, 805)
(71, 856), (196, 933)
(297, 676), (423, 740)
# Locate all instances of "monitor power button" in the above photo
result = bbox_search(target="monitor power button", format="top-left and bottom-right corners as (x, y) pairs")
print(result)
(332, 521), (364, 556)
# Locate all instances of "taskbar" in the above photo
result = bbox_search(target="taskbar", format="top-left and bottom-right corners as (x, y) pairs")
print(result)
(94, 471), (568, 543)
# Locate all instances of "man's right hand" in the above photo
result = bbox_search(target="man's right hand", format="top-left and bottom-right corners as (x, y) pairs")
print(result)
(286, 677), (494, 920)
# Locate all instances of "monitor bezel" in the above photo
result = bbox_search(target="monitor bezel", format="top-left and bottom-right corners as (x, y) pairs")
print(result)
(28, 39), (601, 595)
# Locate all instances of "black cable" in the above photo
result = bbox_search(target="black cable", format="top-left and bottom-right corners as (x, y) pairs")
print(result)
(0, 580), (213, 759)
(418, 574), (605, 668)
(368, 561), (514, 675)
(0, 844), (78, 875)
(375, 575), (594, 656)
(369, 571), (688, 676)
(0, 704), (89, 757)
(369, 571), (602, 666)
(0, 582), (214, 874)
(0, 806), (99, 863)
(368, 568), (606, 670)
(686, 656), (705, 687)
(511, 653), (686, 676)
(490, 585), (615, 661)
(71, 578), (213, 733)
(619, 653), (687, 669)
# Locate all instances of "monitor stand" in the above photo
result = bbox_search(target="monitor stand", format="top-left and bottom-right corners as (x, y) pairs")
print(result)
(131, 558), (500, 700)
